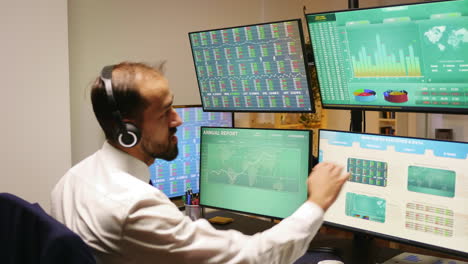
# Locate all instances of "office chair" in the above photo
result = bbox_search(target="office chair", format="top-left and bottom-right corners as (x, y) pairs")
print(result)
(0, 193), (96, 264)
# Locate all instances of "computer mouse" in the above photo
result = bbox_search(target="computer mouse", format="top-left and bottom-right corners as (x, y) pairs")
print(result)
(318, 260), (344, 264)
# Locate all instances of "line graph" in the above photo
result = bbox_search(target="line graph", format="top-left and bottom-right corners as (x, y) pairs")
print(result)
(203, 144), (301, 192)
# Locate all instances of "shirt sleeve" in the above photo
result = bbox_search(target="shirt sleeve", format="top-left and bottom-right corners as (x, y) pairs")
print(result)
(121, 192), (324, 264)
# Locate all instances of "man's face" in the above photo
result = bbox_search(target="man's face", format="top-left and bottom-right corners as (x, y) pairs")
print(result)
(137, 76), (182, 162)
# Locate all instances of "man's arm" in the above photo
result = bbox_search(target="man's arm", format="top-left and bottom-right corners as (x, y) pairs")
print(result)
(120, 162), (348, 264)
(121, 195), (323, 264)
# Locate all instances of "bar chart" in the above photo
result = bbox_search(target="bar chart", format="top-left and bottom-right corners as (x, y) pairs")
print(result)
(351, 35), (422, 78)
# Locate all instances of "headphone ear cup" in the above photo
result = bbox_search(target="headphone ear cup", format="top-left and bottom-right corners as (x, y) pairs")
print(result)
(118, 123), (141, 148)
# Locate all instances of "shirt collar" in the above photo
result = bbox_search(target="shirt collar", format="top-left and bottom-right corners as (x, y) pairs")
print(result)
(100, 141), (150, 183)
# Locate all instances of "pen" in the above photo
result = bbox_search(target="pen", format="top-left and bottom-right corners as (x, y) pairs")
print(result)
(192, 193), (199, 205)
(185, 189), (191, 205)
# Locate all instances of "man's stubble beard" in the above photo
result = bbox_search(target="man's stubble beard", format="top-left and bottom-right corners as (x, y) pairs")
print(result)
(142, 128), (179, 161)
(156, 143), (179, 161)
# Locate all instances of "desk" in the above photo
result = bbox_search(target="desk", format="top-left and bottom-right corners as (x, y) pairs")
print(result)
(203, 209), (467, 264)
(203, 210), (276, 235)
(204, 210), (345, 264)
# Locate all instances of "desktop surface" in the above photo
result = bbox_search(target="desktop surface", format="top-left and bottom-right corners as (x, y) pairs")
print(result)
(203, 209), (400, 264)
(204, 210), (276, 235)
(203, 209), (468, 264)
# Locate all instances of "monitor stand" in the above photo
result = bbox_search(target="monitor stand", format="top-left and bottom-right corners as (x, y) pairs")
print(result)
(350, 233), (375, 264)
(350, 109), (364, 132)
(307, 245), (343, 257)
(309, 233), (376, 263)
(307, 230), (395, 263)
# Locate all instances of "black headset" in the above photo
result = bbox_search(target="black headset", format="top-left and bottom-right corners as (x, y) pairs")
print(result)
(100, 65), (141, 148)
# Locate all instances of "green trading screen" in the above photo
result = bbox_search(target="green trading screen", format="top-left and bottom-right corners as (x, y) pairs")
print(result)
(306, 0), (468, 114)
(199, 127), (311, 219)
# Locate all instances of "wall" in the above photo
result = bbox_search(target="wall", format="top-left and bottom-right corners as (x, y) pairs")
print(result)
(68, 0), (267, 164)
(68, 0), (371, 164)
(0, 1), (71, 212)
(427, 114), (468, 141)
(69, 0), (468, 166)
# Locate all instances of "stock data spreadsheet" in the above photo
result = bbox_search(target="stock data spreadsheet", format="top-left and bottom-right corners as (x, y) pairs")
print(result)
(189, 20), (314, 112)
(149, 107), (232, 198)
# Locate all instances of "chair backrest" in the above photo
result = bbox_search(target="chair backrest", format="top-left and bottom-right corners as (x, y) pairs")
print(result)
(0, 193), (96, 264)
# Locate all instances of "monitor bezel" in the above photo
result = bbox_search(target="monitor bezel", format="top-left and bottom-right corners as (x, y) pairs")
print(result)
(318, 128), (468, 258)
(305, 0), (468, 115)
(173, 104), (235, 127)
(199, 126), (313, 220)
(174, 104), (202, 108)
(188, 19), (316, 113)
(150, 105), (234, 200)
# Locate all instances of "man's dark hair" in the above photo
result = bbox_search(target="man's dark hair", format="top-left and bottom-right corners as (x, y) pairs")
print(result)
(91, 62), (165, 142)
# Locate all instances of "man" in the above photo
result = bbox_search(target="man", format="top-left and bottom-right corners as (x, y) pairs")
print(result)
(51, 62), (349, 264)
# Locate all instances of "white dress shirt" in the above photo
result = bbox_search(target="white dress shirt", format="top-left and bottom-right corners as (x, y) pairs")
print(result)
(51, 142), (324, 264)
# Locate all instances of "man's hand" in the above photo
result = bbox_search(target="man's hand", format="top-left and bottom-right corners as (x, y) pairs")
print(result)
(307, 162), (350, 211)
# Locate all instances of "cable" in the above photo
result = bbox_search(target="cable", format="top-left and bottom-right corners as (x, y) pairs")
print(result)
(362, 111), (366, 133)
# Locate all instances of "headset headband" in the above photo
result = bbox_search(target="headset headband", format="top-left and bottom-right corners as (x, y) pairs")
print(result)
(100, 65), (126, 133)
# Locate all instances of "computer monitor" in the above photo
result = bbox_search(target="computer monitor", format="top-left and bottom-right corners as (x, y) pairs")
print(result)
(199, 127), (312, 219)
(306, 0), (468, 114)
(318, 129), (468, 258)
(189, 19), (315, 113)
(149, 106), (233, 198)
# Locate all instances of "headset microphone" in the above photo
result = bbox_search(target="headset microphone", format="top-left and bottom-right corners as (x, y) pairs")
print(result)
(100, 65), (141, 148)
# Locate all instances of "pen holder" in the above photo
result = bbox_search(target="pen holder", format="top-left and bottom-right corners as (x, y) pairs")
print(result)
(185, 204), (201, 221)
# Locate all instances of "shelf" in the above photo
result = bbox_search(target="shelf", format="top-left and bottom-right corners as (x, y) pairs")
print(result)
(378, 118), (396, 122)
(380, 112), (407, 136)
